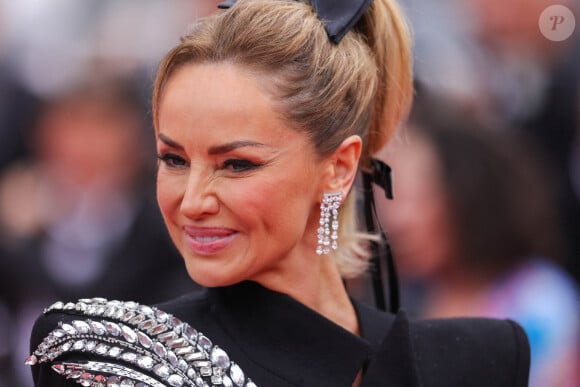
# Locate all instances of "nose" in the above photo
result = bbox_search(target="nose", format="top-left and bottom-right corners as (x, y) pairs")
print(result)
(180, 169), (219, 219)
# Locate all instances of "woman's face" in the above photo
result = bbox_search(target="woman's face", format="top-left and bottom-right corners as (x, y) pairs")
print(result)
(156, 62), (326, 288)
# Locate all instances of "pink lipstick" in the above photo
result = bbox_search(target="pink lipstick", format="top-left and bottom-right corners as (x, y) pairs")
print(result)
(183, 226), (238, 256)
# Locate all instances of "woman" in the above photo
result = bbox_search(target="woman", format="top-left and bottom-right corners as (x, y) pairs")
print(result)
(26, 0), (530, 386)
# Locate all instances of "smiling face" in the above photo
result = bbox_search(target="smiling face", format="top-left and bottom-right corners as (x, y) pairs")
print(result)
(156, 62), (327, 288)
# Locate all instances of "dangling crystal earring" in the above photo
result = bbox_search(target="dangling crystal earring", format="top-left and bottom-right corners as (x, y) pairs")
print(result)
(316, 192), (342, 255)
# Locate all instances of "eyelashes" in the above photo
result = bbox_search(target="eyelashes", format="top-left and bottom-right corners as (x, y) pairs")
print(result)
(157, 153), (187, 168)
(222, 159), (262, 172)
(157, 153), (263, 173)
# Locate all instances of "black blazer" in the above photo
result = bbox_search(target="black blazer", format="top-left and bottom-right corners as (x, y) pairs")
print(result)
(28, 281), (530, 386)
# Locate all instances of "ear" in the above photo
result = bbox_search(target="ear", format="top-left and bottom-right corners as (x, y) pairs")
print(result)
(322, 135), (362, 195)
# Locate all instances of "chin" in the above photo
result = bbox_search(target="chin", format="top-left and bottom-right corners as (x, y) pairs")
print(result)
(184, 264), (243, 288)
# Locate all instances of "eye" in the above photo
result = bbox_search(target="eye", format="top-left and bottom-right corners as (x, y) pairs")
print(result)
(158, 153), (188, 168)
(223, 159), (261, 172)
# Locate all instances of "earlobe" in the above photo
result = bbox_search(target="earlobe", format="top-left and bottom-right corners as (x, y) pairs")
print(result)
(325, 135), (362, 193)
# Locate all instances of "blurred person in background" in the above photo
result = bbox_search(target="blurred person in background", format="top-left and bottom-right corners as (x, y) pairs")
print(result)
(0, 2), (40, 173)
(380, 98), (580, 386)
(0, 2), (224, 385)
(469, 0), (580, 280)
(404, 0), (580, 280)
(0, 77), (196, 386)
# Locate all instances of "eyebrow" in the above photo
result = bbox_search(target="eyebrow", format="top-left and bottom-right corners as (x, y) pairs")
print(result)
(158, 133), (265, 155)
(158, 133), (184, 150)
(208, 141), (266, 155)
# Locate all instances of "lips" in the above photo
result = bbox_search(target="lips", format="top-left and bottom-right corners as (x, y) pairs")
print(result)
(183, 226), (238, 256)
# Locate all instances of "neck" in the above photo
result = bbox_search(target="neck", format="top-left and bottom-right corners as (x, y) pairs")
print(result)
(255, 253), (360, 335)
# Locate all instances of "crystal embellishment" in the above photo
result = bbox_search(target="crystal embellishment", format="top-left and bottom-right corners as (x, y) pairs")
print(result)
(27, 297), (258, 387)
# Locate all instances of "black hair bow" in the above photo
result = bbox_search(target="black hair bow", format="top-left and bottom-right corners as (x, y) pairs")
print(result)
(218, 0), (373, 44)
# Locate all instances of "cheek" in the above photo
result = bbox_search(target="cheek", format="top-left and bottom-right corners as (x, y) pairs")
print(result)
(225, 175), (313, 236)
(156, 174), (183, 221)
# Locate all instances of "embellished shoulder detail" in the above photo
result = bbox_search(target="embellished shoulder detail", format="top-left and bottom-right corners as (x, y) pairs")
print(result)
(26, 298), (257, 387)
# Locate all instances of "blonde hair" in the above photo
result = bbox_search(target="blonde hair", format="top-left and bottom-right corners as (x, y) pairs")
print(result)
(153, 0), (413, 278)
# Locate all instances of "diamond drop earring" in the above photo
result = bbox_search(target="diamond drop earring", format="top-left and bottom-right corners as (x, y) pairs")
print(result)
(316, 192), (342, 255)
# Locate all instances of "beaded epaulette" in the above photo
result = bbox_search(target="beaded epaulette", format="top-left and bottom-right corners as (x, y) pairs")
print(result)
(26, 298), (256, 387)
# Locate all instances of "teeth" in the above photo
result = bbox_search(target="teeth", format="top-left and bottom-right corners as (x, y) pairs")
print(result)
(194, 236), (222, 243)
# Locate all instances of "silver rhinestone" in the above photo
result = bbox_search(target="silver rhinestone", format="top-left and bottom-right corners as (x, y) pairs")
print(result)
(61, 342), (72, 352)
(139, 305), (154, 317)
(198, 335), (212, 351)
(194, 360), (211, 368)
(95, 344), (109, 355)
(137, 356), (154, 369)
(47, 301), (64, 311)
(75, 302), (88, 312)
(108, 347), (122, 358)
(52, 329), (65, 338)
(184, 352), (205, 362)
(222, 375), (234, 387)
(167, 374), (184, 387)
(122, 311), (136, 322)
(129, 314), (146, 325)
(200, 367), (212, 377)
(153, 364), (170, 378)
(121, 352), (137, 362)
(121, 326), (138, 343)
(104, 306), (118, 318)
(230, 363), (245, 386)
(114, 309), (125, 320)
(150, 324), (168, 335)
(72, 321), (90, 334)
(85, 341), (97, 351)
(184, 325), (197, 342)
(105, 321), (122, 336)
(158, 331), (178, 343)
(175, 346), (194, 356)
(167, 351), (178, 366)
(124, 301), (139, 310)
(155, 309), (169, 323)
(153, 342), (167, 358)
(90, 321), (107, 335)
(138, 319), (156, 331)
(73, 340), (85, 351)
(137, 331), (153, 348)
(170, 316), (182, 329)
(61, 323), (76, 335)
(211, 347), (230, 369)
(168, 337), (187, 349)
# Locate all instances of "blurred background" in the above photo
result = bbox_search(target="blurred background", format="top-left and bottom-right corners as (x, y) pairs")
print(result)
(0, 1), (578, 386)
